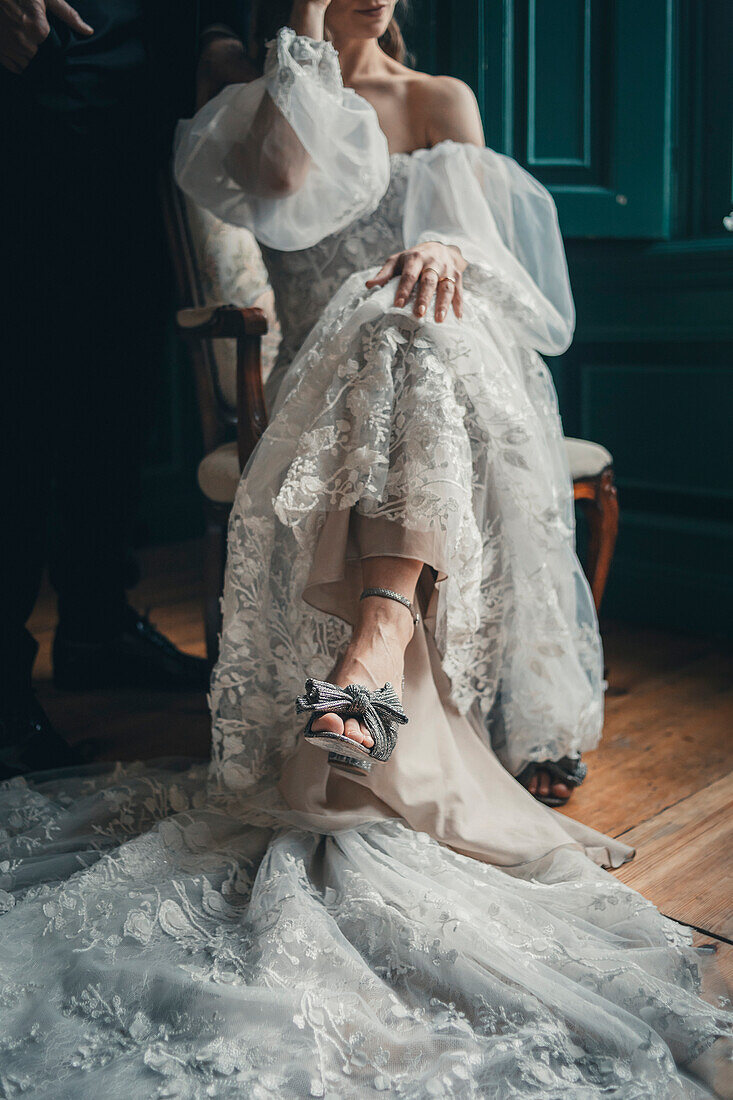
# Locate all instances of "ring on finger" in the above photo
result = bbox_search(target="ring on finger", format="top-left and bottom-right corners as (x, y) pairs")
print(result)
(437, 275), (456, 285)
(422, 267), (441, 279)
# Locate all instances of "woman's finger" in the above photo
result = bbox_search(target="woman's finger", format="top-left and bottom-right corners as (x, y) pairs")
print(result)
(414, 266), (440, 318)
(434, 276), (456, 323)
(394, 252), (423, 307)
(452, 272), (464, 319)
(365, 255), (398, 288)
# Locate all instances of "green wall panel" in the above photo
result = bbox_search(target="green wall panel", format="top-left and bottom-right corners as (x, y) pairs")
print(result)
(527, 0), (590, 166)
(677, 0), (733, 238)
(446, 0), (675, 238)
(579, 365), (732, 499)
(601, 512), (733, 637)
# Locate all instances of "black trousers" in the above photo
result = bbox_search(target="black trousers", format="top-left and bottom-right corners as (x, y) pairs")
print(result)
(0, 77), (168, 694)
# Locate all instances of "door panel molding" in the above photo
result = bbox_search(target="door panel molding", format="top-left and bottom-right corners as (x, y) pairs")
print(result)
(447, 0), (675, 238)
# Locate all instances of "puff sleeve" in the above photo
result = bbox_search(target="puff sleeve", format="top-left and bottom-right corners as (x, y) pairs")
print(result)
(403, 142), (575, 354)
(174, 28), (390, 251)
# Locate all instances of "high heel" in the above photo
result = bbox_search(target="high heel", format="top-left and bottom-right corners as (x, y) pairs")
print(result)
(295, 678), (408, 774)
(516, 755), (588, 806)
(296, 586), (415, 774)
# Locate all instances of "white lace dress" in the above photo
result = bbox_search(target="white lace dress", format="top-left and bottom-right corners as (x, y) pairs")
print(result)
(175, 27), (602, 785)
(0, 29), (729, 1100)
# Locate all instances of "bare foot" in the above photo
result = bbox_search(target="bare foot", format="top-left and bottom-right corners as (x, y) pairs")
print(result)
(311, 608), (413, 747)
(526, 771), (572, 803)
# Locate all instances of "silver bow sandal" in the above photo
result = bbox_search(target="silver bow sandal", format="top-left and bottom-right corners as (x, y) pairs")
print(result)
(296, 587), (416, 773)
(296, 678), (408, 773)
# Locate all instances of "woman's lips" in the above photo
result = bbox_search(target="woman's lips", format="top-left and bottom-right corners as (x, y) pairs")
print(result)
(356, 5), (389, 16)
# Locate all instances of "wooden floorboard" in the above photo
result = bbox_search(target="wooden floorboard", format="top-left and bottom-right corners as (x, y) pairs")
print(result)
(30, 546), (211, 761)
(600, 619), (717, 696)
(27, 538), (733, 943)
(559, 649), (733, 838)
(615, 774), (733, 938)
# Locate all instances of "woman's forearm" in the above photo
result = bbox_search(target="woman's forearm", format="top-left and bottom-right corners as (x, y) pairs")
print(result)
(289, 0), (329, 39)
(225, 1), (330, 196)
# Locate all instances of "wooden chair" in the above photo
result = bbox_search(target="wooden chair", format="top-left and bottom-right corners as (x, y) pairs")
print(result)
(161, 171), (620, 663)
(159, 170), (272, 662)
(566, 440), (620, 613)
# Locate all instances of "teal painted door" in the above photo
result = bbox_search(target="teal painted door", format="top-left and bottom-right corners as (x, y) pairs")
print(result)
(438, 0), (675, 237)
(407, 0), (733, 635)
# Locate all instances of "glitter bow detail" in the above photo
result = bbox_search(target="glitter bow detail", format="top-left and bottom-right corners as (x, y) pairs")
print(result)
(296, 678), (407, 762)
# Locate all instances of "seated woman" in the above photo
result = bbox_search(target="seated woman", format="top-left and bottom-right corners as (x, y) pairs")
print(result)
(176, 0), (599, 811)
(0, 2), (728, 1096)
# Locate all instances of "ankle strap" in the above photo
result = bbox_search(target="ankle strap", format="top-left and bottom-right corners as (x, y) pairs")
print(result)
(360, 587), (420, 626)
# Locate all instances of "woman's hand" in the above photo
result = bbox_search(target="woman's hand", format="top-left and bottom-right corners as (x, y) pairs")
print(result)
(366, 242), (466, 322)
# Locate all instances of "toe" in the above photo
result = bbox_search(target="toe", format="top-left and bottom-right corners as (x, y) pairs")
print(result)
(527, 775), (538, 795)
(343, 717), (374, 747)
(551, 781), (571, 801)
(311, 713), (344, 736)
(537, 771), (551, 799)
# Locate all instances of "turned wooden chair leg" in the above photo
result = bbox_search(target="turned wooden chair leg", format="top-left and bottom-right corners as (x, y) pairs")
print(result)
(577, 468), (619, 614)
(202, 502), (230, 667)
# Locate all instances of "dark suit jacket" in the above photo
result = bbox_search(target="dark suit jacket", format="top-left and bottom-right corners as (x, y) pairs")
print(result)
(1, 0), (249, 154)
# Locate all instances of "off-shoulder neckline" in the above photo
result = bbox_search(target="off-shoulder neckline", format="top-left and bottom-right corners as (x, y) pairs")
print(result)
(388, 139), (480, 160)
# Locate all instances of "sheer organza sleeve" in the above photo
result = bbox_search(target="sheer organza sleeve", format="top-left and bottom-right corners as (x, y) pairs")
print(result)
(174, 27), (390, 251)
(403, 141), (575, 355)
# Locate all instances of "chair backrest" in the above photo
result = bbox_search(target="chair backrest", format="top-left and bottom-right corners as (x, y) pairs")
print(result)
(159, 166), (281, 454)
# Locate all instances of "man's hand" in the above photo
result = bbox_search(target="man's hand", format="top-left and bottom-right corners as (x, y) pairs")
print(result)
(0, 0), (92, 75)
(196, 35), (256, 108)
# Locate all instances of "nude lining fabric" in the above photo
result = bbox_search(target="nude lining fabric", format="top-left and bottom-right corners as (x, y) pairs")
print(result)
(280, 509), (633, 872)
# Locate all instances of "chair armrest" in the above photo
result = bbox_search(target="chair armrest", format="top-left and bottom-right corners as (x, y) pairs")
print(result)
(177, 304), (268, 338)
(177, 305), (269, 469)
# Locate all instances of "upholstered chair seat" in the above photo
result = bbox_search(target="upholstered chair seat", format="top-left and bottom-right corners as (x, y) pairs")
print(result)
(198, 440), (242, 503)
(564, 438), (613, 481)
(198, 437), (614, 507)
(182, 198), (281, 409)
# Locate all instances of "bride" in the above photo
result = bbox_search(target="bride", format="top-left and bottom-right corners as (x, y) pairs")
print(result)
(0, 1), (730, 1096)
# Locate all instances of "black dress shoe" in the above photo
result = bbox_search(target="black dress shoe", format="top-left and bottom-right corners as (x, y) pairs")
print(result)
(53, 606), (210, 692)
(0, 692), (83, 780)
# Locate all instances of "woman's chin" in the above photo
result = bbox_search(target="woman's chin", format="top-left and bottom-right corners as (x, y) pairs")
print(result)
(338, 26), (392, 41)
(331, 12), (393, 40)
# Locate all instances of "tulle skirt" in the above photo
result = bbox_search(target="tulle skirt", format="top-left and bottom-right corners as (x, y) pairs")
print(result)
(0, 762), (729, 1098)
(1, 267), (729, 1097)
(210, 262), (603, 796)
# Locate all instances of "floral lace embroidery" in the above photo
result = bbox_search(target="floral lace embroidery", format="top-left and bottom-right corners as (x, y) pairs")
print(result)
(211, 152), (603, 787)
(0, 30), (730, 1100)
(0, 769), (728, 1096)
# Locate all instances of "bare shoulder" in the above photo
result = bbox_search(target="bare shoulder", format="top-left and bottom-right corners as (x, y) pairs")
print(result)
(422, 74), (480, 115)
(406, 72), (484, 146)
